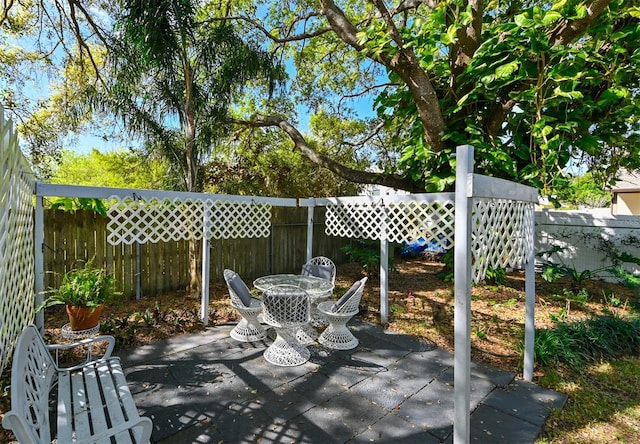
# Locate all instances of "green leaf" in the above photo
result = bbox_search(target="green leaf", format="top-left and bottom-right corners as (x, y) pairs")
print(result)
(514, 14), (535, 28)
(541, 11), (562, 26)
(495, 61), (519, 78)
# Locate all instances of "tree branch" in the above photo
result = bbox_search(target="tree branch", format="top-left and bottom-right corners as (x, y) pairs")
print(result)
(391, 0), (439, 15)
(0, 0), (15, 28)
(343, 121), (385, 147)
(320, 0), (446, 152)
(225, 15), (332, 43)
(370, 0), (405, 49)
(550, 0), (613, 46)
(319, 0), (366, 52)
(232, 116), (422, 192)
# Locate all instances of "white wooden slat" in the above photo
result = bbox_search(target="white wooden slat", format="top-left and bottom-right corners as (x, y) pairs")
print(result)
(57, 372), (74, 443)
(470, 173), (538, 202)
(37, 182), (297, 206)
(109, 361), (143, 443)
(82, 364), (112, 444)
(70, 369), (92, 441)
(96, 360), (134, 444)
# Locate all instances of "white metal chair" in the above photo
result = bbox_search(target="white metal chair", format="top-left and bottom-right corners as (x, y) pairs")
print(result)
(301, 256), (336, 327)
(317, 277), (367, 350)
(224, 269), (267, 342)
(262, 284), (311, 366)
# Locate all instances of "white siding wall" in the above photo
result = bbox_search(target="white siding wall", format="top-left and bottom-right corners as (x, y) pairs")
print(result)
(536, 209), (640, 281)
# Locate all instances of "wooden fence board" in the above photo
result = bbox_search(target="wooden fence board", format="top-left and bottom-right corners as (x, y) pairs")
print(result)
(43, 208), (352, 298)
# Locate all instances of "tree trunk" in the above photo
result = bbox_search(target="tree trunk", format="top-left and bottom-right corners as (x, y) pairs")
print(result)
(184, 62), (202, 296)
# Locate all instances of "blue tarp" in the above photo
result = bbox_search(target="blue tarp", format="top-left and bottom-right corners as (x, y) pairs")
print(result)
(400, 237), (447, 258)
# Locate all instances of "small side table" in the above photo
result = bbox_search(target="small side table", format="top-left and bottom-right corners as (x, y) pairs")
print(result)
(61, 323), (100, 340)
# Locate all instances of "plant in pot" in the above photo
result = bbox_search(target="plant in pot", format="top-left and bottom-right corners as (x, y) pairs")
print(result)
(38, 259), (122, 331)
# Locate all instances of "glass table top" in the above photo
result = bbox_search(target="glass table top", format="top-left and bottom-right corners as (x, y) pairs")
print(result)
(253, 274), (334, 295)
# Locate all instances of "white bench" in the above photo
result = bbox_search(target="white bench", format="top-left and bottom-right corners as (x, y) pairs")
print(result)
(2, 324), (152, 443)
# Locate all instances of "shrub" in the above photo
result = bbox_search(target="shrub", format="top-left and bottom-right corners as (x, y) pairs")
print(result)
(527, 314), (640, 370)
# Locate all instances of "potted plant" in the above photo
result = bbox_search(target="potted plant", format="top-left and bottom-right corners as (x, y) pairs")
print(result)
(38, 259), (122, 331)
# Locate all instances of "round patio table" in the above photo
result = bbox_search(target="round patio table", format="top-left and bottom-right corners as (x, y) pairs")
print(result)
(253, 274), (334, 344)
(253, 274), (334, 296)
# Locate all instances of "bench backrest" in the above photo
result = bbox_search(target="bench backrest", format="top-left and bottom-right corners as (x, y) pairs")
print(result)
(4, 325), (56, 443)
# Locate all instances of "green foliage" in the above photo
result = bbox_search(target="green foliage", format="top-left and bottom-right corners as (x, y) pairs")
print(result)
(49, 149), (174, 191)
(435, 249), (455, 282)
(554, 173), (611, 209)
(38, 259), (122, 311)
(104, 0), (284, 193)
(341, 239), (395, 276)
(530, 314), (640, 370)
(483, 266), (507, 286)
(49, 197), (108, 216)
(540, 234), (640, 292)
(203, 116), (365, 197)
(368, 1), (640, 195)
(537, 245), (616, 289)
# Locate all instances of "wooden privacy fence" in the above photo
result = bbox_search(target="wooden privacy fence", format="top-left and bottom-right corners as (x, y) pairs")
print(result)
(43, 207), (351, 298)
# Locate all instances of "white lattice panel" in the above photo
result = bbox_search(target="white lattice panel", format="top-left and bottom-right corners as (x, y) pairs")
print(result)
(386, 200), (455, 247)
(0, 106), (36, 373)
(325, 199), (455, 247)
(107, 196), (205, 244)
(471, 198), (535, 282)
(205, 200), (271, 239)
(107, 196), (271, 245)
(325, 201), (385, 240)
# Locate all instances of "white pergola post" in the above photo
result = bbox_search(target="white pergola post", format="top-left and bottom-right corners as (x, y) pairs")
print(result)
(380, 204), (389, 325)
(306, 200), (315, 262)
(454, 145), (473, 444)
(34, 193), (45, 331)
(524, 231), (536, 381)
(201, 204), (210, 325)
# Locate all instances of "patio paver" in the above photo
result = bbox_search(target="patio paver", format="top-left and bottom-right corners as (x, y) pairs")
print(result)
(117, 319), (566, 443)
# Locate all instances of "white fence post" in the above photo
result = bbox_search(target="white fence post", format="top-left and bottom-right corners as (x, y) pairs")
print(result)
(454, 145), (474, 444)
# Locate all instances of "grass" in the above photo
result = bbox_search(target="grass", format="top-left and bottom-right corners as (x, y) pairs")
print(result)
(538, 357), (640, 443)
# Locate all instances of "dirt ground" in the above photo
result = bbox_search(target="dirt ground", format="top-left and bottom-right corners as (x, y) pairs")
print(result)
(41, 257), (639, 375)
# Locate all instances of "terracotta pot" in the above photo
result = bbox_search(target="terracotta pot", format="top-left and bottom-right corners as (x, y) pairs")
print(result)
(66, 304), (105, 331)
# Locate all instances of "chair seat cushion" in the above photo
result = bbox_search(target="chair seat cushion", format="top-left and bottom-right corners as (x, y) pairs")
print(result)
(229, 274), (253, 307)
(301, 263), (333, 281)
(331, 279), (361, 312)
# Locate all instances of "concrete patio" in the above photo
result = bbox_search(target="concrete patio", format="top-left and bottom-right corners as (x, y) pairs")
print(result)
(117, 319), (567, 443)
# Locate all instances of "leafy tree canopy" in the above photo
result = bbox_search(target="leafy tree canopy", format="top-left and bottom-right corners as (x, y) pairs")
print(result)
(48, 148), (173, 190)
(3, 0), (640, 198)
(240, 0), (640, 195)
(554, 172), (611, 208)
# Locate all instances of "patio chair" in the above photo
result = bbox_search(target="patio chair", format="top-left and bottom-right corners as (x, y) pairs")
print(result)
(223, 269), (267, 342)
(262, 284), (311, 366)
(317, 277), (368, 350)
(301, 256), (336, 327)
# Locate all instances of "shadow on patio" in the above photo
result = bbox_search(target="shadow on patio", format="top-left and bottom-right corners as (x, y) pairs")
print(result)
(118, 319), (566, 444)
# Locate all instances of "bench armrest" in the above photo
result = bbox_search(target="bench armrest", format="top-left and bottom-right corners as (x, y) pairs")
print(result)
(46, 335), (116, 370)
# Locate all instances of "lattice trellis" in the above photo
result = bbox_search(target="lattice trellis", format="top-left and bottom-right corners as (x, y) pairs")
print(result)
(471, 198), (535, 283)
(205, 200), (271, 239)
(107, 196), (271, 245)
(0, 107), (36, 373)
(325, 199), (455, 248)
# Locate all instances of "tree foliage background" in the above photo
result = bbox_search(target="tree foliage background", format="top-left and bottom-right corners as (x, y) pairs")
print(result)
(1, 0), (639, 199)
